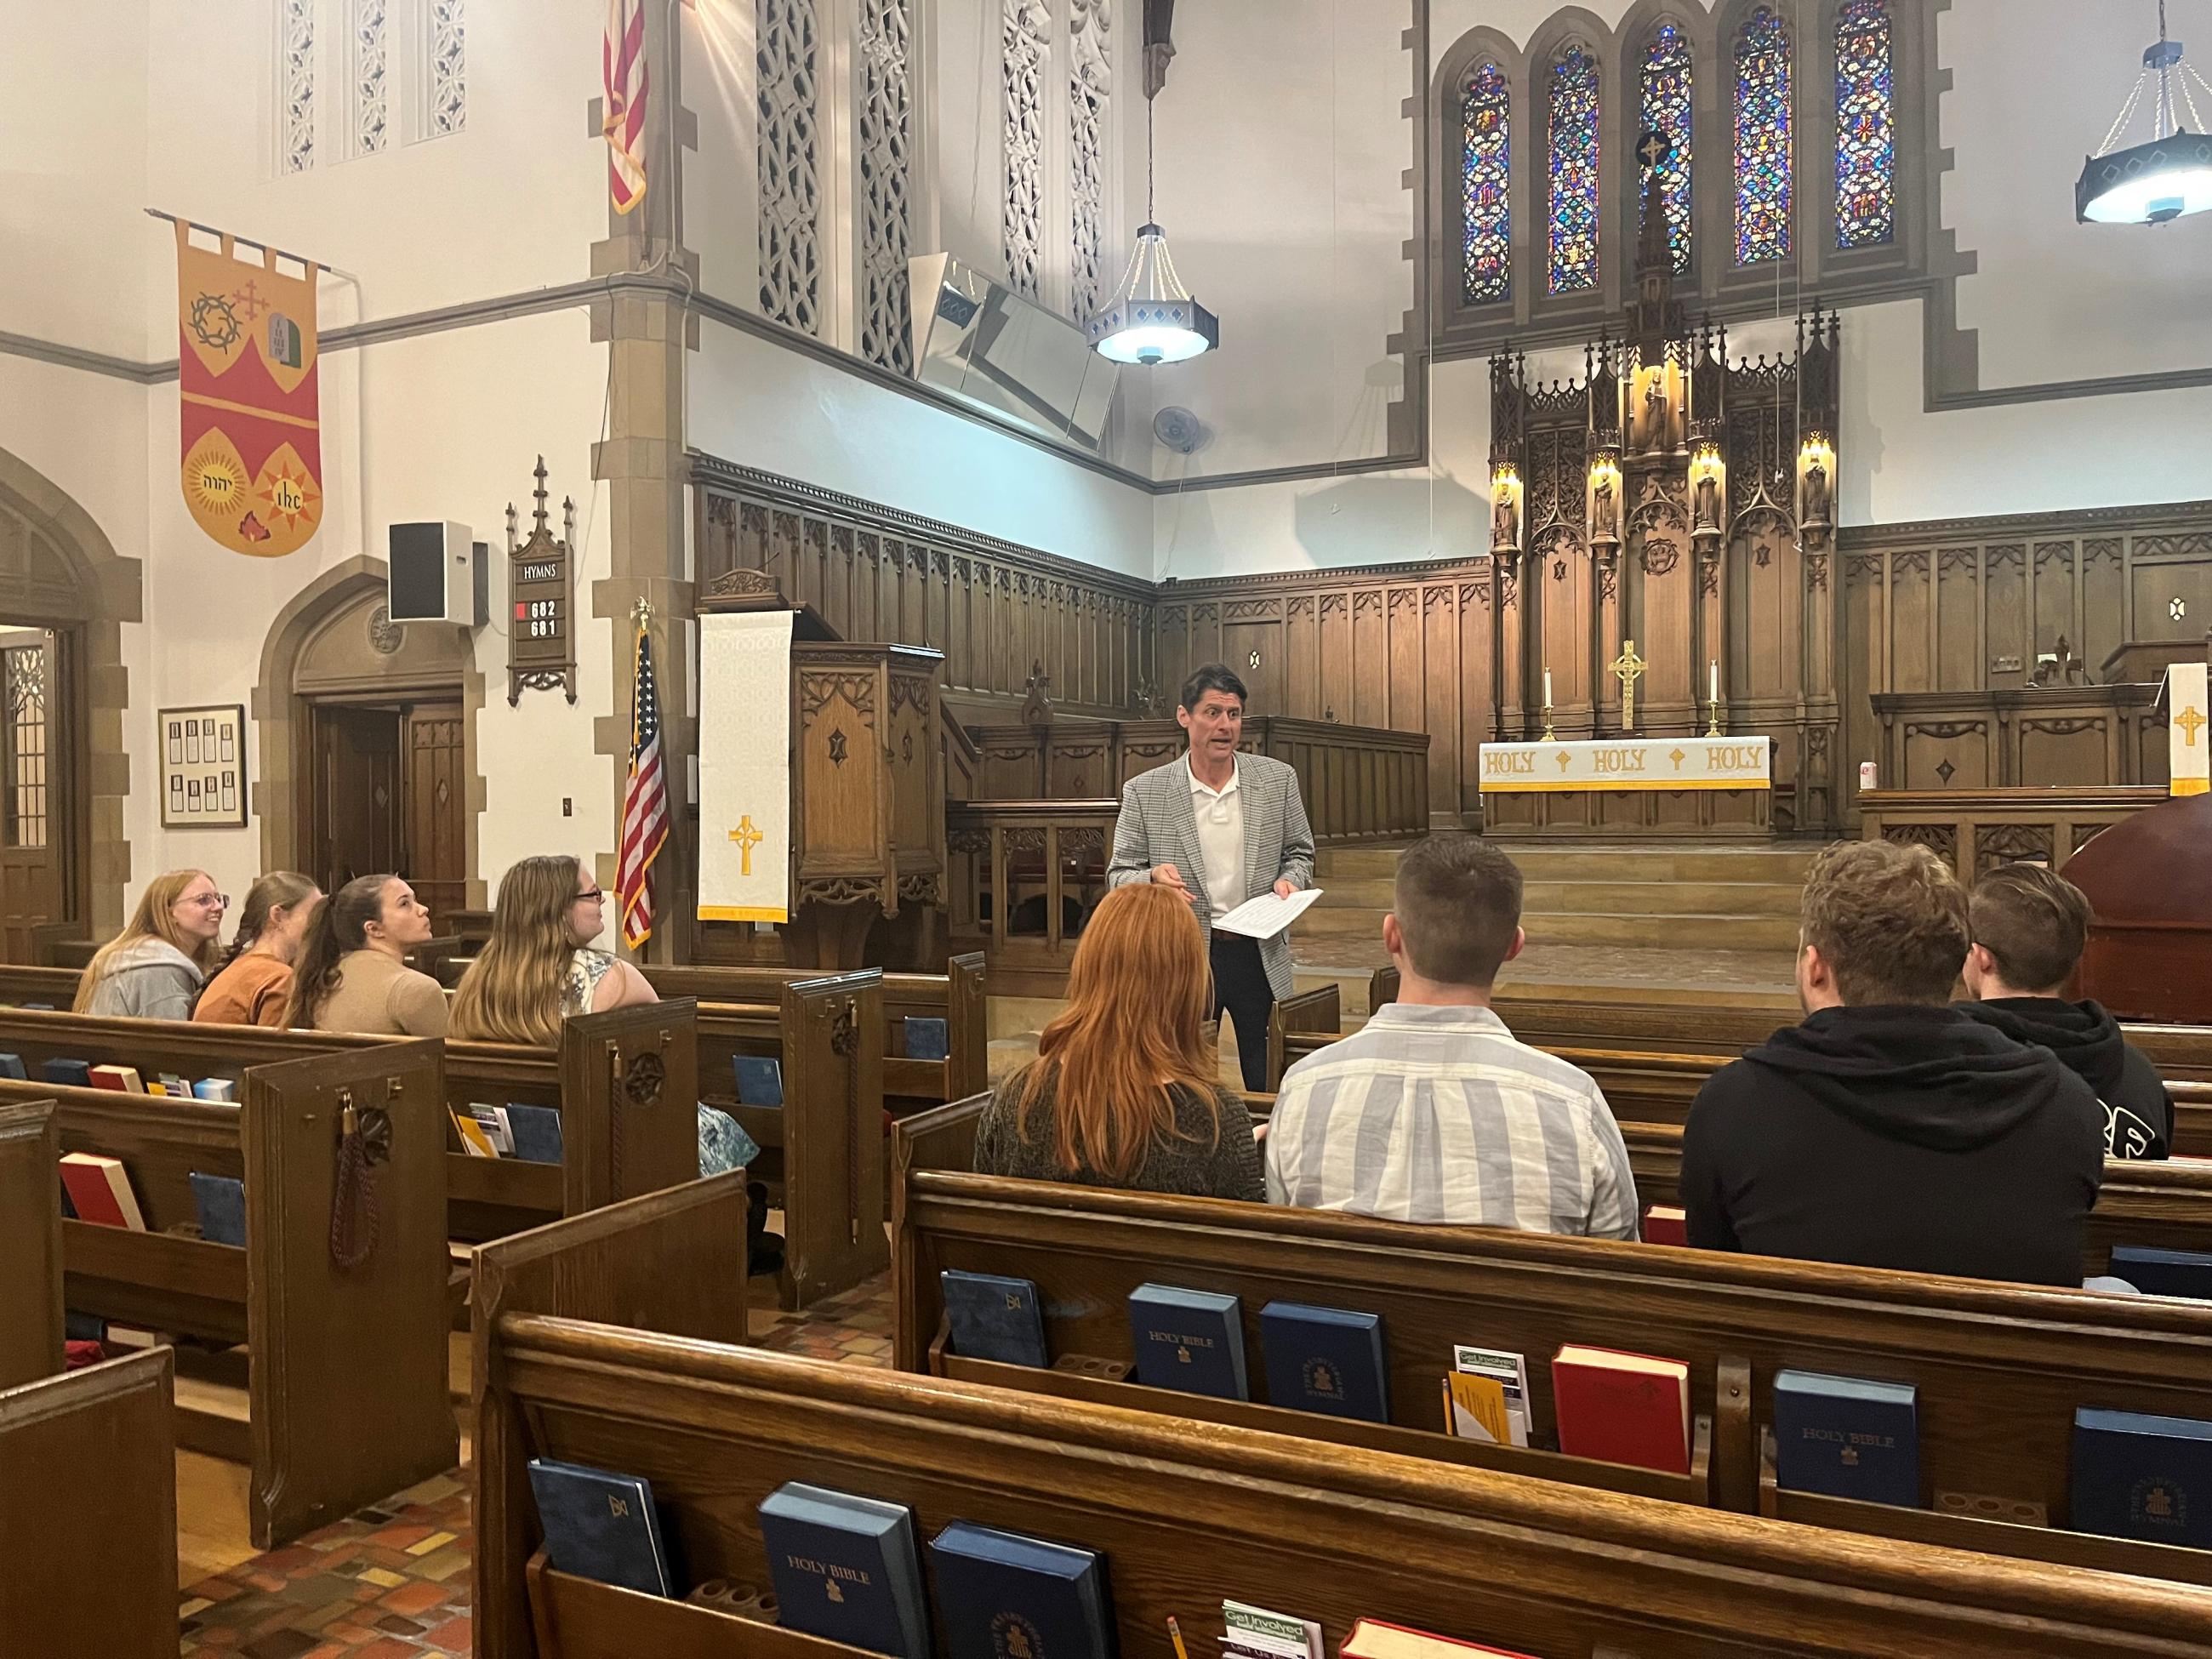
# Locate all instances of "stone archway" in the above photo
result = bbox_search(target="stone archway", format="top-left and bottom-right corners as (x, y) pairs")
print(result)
(254, 556), (488, 909)
(0, 448), (144, 934)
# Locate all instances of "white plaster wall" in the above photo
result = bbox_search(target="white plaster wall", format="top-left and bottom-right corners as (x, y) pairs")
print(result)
(1142, 0), (1413, 481)
(687, 318), (1155, 576)
(0, 0), (151, 359)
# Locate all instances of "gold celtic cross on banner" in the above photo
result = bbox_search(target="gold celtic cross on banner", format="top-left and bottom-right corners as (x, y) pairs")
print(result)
(1610, 639), (1649, 732)
(730, 815), (766, 876)
(2180, 704), (2207, 748)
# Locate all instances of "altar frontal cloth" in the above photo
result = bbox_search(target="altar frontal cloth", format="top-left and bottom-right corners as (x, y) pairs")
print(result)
(1479, 736), (1773, 792)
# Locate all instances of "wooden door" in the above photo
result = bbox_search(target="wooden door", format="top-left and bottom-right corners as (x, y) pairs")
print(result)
(1223, 622), (1283, 715)
(402, 701), (466, 920)
(311, 704), (401, 894)
(0, 633), (59, 961)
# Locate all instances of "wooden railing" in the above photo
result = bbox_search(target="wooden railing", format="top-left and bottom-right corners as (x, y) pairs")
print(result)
(945, 801), (1117, 995)
(1859, 787), (2163, 880)
(961, 715), (1430, 845)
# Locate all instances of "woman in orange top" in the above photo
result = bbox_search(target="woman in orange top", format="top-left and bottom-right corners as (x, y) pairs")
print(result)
(193, 872), (322, 1027)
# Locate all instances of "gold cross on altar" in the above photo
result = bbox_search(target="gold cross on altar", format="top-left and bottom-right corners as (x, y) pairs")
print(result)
(2180, 704), (2207, 748)
(1610, 639), (1649, 731)
(730, 815), (765, 876)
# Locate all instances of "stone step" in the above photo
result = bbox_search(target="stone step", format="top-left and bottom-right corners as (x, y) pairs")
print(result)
(1307, 875), (1803, 915)
(1297, 904), (1798, 951)
(1315, 843), (1822, 886)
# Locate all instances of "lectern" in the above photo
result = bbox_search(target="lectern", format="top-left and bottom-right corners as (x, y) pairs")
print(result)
(2064, 792), (2212, 1023)
(698, 569), (947, 968)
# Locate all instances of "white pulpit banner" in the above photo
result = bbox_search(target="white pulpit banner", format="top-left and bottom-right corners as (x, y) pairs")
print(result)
(1479, 735), (1773, 792)
(698, 610), (794, 921)
(2167, 661), (2209, 798)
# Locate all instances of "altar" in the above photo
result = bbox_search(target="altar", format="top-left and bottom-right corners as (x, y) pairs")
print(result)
(1479, 735), (1774, 839)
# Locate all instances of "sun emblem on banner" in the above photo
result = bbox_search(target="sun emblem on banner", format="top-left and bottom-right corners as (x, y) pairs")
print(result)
(185, 444), (249, 516)
(188, 291), (242, 351)
(257, 459), (321, 533)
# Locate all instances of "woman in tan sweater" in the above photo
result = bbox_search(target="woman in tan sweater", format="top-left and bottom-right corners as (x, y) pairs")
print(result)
(194, 872), (322, 1027)
(285, 873), (448, 1037)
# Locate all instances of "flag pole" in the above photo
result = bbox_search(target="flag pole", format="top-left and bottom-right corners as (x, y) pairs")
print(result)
(144, 208), (356, 281)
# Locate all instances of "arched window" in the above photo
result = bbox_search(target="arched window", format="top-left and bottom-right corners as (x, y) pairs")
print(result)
(1834, 0), (1896, 248)
(1462, 62), (1512, 304)
(1639, 20), (1693, 273)
(1731, 6), (1793, 265)
(1546, 43), (1602, 294)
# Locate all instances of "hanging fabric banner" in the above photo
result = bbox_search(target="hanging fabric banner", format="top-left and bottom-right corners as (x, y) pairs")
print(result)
(698, 610), (794, 922)
(175, 224), (322, 557)
(603, 0), (649, 214)
(2168, 660), (2209, 798)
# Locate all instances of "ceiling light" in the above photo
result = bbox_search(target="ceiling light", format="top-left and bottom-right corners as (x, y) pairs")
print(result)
(1087, 97), (1217, 365)
(2078, 1), (2212, 224)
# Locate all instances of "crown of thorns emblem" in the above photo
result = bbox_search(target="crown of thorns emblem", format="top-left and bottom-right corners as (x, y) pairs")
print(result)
(190, 292), (242, 350)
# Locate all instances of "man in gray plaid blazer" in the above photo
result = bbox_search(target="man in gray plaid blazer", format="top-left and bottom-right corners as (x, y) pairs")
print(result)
(1108, 663), (1315, 1091)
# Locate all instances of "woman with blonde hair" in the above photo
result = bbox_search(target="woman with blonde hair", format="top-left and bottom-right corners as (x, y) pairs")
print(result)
(449, 855), (656, 1043)
(194, 872), (322, 1027)
(74, 869), (228, 1019)
(287, 873), (447, 1036)
(973, 881), (1263, 1200)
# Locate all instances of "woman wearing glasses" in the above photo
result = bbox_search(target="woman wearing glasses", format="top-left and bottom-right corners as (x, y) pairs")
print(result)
(73, 869), (228, 1019)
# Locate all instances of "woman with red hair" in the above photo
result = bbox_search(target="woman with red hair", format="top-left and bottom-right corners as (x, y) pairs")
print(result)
(973, 881), (1263, 1200)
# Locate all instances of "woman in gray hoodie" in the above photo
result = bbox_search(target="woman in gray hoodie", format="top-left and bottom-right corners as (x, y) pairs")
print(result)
(72, 869), (227, 1020)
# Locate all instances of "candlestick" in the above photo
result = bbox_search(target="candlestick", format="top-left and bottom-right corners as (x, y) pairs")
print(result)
(1706, 692), (1725, 738)
(1541, 701), (1556, 743)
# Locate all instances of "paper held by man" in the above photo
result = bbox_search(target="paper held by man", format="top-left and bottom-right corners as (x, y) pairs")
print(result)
(1212, 887), (1324, 941)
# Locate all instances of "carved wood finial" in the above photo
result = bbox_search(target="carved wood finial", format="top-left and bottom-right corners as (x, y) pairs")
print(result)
(532, 454), (550, 534)
(505, 499), (519, 555)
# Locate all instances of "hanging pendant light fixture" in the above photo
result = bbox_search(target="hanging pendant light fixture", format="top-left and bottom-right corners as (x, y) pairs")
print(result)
(2077, 0), (2212, 224)
(1086, 93), (1218, 365)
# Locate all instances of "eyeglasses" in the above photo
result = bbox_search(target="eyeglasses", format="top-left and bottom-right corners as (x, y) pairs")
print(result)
(573, 888), (606, 904)
(182, 893), (229, 910)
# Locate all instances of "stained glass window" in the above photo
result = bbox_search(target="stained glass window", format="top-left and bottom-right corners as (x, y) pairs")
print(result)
(1639, 22), (1692, 273)
(1461, 62), (1511, 304)
(1547, 43), (1601, 295)
(1732, 7), (1793, 265)
(1835, 0), (1895, 248)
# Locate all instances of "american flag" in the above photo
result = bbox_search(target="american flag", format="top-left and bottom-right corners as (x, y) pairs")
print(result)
(602, 0), (649, 214)
(616, 617), (667, 948)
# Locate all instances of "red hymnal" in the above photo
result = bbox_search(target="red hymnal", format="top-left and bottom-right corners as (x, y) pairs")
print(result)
(58, 1153), (147, 1231)
(1342, 1620), (1536, 1659)
(1642, 1204), (1688, 1246)
(88, 1064), (145, 1093)
(1551, 1343), (1691, 1475)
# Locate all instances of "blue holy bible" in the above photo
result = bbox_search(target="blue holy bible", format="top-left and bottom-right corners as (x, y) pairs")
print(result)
(527, 1458), (673, 1596)
(733, 1055), (784, 1107)
(1771, 1370), (1920, 1508)
(0, 1052), (26, 1080)
(758, 1481), (930, 1659)
(1259, 1301), (1389, 1422)
(188, 1172), (247, 1247)
(505, 1103), (566, 1166)
(943, 1269), (1050, 1368)
(2107, 1246), (2212, 1301)
(1127, 1284), (1246, 1400)
(903, 1017), (949, 1062)
(43, 1058), (92, 1088)
(2072, 1407), (2212, 1549)
(930, 1521), (1115, 1659)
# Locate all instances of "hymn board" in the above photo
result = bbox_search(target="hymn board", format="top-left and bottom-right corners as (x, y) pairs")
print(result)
(1482, 133), (1841, 837)
(507, 455), (579, 705)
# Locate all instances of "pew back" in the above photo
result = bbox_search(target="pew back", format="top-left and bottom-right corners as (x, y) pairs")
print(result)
(0, 1099), (62, 1388)
(480, 1309), (2212, 1659)
(0, 1348), (178, 1658)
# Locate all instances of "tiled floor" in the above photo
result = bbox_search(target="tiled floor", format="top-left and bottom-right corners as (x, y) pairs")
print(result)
(176, 1272), (898, 1655)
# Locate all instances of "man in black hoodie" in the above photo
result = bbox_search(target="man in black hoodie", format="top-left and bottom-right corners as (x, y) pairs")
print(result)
(1960, 862), (2174, 1160)
(1681, 841), (2105, 1286)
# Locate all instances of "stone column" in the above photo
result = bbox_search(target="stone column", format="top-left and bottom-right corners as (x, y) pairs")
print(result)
(588, 1), (701, 961)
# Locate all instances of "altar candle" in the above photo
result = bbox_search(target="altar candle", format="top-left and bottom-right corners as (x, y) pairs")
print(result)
(1709, 659), (1719, 703)
(1543, 668), (1554, 708)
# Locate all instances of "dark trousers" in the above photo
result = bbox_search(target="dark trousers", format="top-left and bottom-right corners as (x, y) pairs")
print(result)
(1210, 932), (1276, 1093)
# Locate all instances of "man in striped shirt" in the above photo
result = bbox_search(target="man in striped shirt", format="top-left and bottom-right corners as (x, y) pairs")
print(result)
(1264, 835), (1639, 1240)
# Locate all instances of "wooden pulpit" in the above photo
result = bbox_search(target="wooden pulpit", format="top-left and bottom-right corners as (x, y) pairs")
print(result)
(698, 571), (947, 969)
(2063, 792), (2212, 1023)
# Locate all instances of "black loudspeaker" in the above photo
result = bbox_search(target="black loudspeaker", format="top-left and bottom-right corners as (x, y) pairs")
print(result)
(387, 522), (483, 625)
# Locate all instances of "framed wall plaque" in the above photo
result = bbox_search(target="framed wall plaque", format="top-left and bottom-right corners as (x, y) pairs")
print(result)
(507, 454), (579, 704)
(160, 704), (248, 827)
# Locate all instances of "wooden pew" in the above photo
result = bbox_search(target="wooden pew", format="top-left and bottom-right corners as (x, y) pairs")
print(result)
(1263, 980), (1341, 1091)
(470, 1172), (753, 1659)
(476, 1275), (2212, 1658)
(0, 1348), (179, 1657)
(26, 1040), (456, 1546)
(0, 1098), (63, 1388)
(0, 1001), (705, 1246)
(891, 1102), (2212, 1587)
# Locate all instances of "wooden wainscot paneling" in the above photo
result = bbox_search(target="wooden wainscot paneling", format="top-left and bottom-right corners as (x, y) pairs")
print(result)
(1857, 787), (2167, 882)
